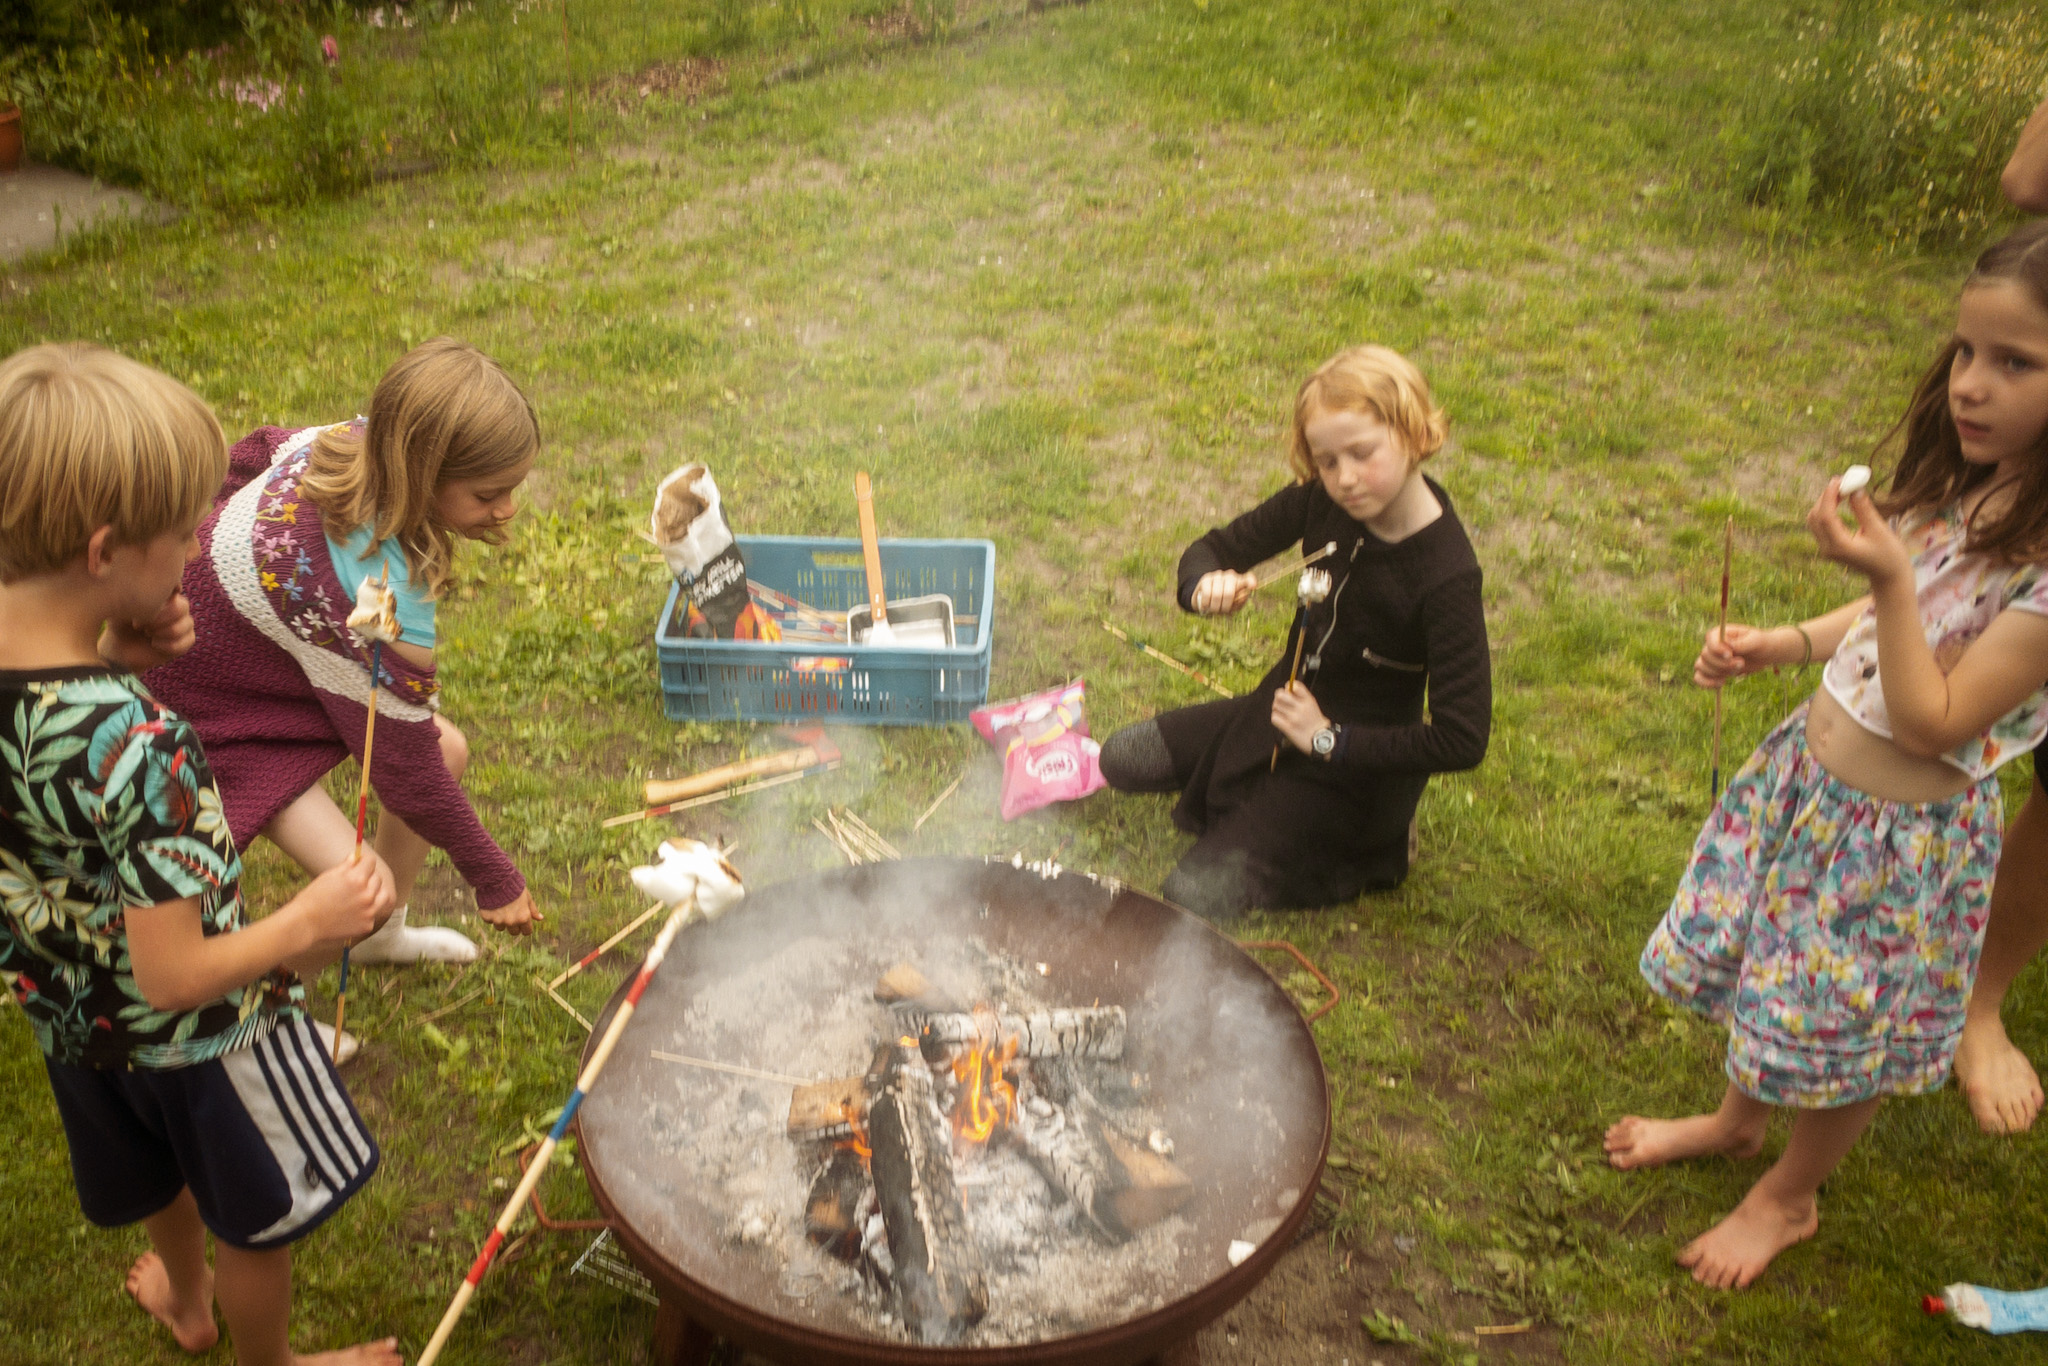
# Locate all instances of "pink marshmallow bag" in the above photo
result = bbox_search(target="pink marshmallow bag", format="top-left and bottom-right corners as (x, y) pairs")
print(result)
(969, 680), (1106, 821)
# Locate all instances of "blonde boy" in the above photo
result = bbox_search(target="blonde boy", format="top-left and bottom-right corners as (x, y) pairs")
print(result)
(0, 343), (401, 1366)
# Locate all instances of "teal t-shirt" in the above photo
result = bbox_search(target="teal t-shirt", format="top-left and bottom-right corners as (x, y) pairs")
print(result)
(326, 523), (436, 648)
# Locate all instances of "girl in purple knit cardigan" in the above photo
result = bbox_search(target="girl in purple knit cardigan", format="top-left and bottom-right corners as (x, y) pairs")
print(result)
(150, 340), (542, 1026)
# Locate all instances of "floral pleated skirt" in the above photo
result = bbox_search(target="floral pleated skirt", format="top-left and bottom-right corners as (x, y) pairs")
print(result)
(1640, 704), (2002, 1107)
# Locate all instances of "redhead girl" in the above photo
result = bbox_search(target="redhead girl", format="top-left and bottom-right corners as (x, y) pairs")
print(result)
(1098, 345), (1491, 922)
(148, 340), (541, 1042)
(1608, 221), (2048, 1289)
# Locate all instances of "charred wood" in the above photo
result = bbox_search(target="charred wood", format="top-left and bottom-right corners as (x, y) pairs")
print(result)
(805, 1148), (872, 1261)
(787, 1075), (869, 1143)
(866, 1042), (988, 1343)
(1010, 1075), (1191, 1239)
(906, 1006), (1126, 1061)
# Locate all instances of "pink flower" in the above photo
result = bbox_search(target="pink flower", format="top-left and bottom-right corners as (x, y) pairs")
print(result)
(321, 35), (340, 64)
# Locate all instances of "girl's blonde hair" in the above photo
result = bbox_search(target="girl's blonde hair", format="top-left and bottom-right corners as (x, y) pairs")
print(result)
(1288, 345), (1447, 484)
(301, 337), (539, 598)
(0, 343), (225, 584)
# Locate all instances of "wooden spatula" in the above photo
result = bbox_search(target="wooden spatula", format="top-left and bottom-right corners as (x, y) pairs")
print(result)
(854, 471), (895, 644)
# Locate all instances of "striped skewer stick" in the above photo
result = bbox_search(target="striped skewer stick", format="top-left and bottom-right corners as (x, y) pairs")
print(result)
(415, 895), (701, 1366)
(333, 638), (381, 1064)
(1709, 516), (1733, 805)
(546, 901), (664, 991)
(1101, 620), (1233, 698)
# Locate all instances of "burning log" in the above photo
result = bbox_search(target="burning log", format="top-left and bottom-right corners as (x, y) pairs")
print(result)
(1009, 1075), (1192, 1240)
(787, 1075), (870, 1144)
(907, 1006), (1127, 1061)
(805, 1148), (872, 1261)
(866, 1041), (988, 1343)
(873, 963), (962, 1013)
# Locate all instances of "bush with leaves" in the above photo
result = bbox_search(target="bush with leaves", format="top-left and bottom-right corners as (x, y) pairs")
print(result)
(1733, 6), (2048, 251)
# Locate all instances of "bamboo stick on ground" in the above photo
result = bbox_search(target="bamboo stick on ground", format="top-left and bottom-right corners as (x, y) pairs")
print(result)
(1101, 620), (1233, 698)
(914, 772), (964, 831)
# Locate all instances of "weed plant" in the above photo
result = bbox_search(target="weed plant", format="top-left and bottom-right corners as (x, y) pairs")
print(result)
(1735, 3), (2048, 250)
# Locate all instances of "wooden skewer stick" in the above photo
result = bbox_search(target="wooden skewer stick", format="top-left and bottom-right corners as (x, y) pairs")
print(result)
(535, 976), (594, 1032)
(1270, 618), (1312, 773)
(838, 808), (899, 860)
(1710, 516), (1733, 805)
(913, 771), (964, 831)
(334, 635), (384, 1064)
(547, 901), (665, 990)
(419, 898), (703, 1366)
(1101, 620), (1233, 698)
(602, 760), (840, 828)
(643, 743), (833, 807)
(1250, 541), (1338, 591)
(649, 1050), (811, 1086)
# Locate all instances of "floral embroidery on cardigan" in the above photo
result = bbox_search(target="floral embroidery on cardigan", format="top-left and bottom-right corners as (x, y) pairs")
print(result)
(250, 450), (440, 709)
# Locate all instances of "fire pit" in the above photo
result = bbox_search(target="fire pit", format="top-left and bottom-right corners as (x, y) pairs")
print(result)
(576, 856), (1332, 1366)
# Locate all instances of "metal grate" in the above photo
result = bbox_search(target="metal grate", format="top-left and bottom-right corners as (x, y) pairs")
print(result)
(569, 1229), (659, 1306)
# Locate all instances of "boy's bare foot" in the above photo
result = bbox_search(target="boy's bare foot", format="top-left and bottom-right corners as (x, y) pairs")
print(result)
(125, 1252), (219, 1354)
(291, 1338), (404, 1365)
(1676, 1189), (1818, 1289)
(1604, 1112), (1765, 1170)
(1955, 1014), (2043, 1134)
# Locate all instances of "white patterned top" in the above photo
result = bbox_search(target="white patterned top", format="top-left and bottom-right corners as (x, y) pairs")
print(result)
(1822, 501), (2048, 779)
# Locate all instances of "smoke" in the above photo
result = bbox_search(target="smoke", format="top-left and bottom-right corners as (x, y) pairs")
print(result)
(575, 855), (1327, 1348)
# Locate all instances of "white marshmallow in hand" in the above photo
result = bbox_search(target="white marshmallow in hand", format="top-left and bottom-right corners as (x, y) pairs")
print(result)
(1838, 464), (1872, 497)
(630, 838), (745, 924)
(345, 577), (401, 646)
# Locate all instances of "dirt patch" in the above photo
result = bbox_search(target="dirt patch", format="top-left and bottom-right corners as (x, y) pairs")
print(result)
(595, 56), (727, 116)
(1195, 1233), (1564, 1365)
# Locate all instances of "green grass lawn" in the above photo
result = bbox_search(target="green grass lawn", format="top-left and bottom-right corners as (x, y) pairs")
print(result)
(5, 0), (2048, 1361)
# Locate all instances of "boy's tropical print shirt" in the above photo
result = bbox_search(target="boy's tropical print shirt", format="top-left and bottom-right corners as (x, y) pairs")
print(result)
(0, 666), (300, 1069)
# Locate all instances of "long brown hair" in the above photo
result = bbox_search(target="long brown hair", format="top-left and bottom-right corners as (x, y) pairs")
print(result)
(300, 338), (539, 597)
(1875, 221), (2048, 563)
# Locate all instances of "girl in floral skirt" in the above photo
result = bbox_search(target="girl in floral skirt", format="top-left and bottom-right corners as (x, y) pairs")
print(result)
(1606, 221), (2048, 1289)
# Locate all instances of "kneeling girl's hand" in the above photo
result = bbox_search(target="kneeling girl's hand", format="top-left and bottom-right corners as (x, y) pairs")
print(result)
(1271, 681), (1330, 753)
(480, 888), (543, 936)
(1192, 570), (1255, 616)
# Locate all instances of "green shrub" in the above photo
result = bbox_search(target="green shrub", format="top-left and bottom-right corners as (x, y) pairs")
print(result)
(1734, 6), (2048, 251)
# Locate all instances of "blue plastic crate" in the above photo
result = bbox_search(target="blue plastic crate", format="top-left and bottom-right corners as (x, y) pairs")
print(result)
(655, 536), (996, 726)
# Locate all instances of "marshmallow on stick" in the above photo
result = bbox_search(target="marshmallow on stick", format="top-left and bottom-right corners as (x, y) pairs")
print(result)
(345, 573), (401, 646)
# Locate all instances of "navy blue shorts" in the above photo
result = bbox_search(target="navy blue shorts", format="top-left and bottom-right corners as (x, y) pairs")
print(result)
(43, 1012), (379, 1250)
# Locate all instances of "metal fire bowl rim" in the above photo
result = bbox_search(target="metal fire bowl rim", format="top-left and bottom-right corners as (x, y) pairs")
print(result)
(575, 856), (1332, 1366)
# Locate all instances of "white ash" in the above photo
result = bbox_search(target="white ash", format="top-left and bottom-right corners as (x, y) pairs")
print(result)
(638, 930), (1189, 1346)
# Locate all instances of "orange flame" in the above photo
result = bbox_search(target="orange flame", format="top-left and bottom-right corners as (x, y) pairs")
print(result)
(950, 1018), (1018, 1145)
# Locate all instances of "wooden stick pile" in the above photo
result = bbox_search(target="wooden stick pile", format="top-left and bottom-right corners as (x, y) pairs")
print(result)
(814, 807), (900, 864)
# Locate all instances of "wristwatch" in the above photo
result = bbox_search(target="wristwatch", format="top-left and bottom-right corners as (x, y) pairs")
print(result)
(1311, 725), (1339, 759)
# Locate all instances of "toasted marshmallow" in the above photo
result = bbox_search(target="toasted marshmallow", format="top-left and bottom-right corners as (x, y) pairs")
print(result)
(629, 837), (746, 922)
(345, 577), (401, 646)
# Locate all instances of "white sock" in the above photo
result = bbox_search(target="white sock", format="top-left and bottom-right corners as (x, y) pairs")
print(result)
(348, 903), (479, 965)
(313, 1020), (360, 1066)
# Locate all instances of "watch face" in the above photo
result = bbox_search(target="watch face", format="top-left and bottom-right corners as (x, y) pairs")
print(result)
(1312, 727), (1335, 755)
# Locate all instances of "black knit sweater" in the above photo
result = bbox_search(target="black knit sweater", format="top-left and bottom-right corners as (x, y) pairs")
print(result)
(1175, 474), (1491, 780)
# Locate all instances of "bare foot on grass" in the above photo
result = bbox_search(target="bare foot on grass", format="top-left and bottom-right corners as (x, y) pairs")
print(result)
(125, 1252), (219, 1354)
(1676, 1189), (1818, 1289)
(1604, 1112), (1765, 1170)
(292, 1338), (403, 1365)
(1955, 1015), (2043, 1134)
